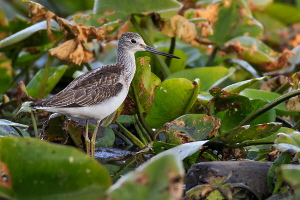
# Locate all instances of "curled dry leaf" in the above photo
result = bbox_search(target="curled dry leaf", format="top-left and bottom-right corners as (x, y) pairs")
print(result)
(26, 1), (107, 65)
(161, 15), (197, 43)
(194, 3), (219, 28)
(259, 49), (295, 71)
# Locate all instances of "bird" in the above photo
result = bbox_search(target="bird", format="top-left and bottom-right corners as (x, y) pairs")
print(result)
(30, 32), (180, 158)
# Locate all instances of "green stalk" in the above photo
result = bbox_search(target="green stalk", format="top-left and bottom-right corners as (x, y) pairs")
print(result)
(131, 85), (154, 138)
(165, 37), (176, 67)
(134, 115), (152, 142)
(39, 55), (53, 98)
(206, 46), (219, 66)
(239, 89), (300, 126)
(132, 115), (148, 144)
(113, 129), (133, 147)
(30, 111), (39, 138)
(84, 62), (93, 71)
(116, 121), (145, 148)
(130, 15), (171, 78)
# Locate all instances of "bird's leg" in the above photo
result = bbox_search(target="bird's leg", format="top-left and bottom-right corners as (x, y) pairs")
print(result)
(85, 120), (91, 156)
(91, 120), (101, 158)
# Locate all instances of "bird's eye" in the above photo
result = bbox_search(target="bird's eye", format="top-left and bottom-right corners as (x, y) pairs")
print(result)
(131, 39), (136, 43)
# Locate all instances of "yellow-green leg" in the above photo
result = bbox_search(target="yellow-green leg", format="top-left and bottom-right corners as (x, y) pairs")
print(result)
(85, 120), (91, 156)
(91, 120), (101, 158)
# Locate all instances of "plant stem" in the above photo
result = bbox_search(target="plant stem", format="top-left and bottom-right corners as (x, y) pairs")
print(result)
(229, 142), (274, 149)
(131, 85), (154, 138)
(30, 111), (39, 138)
(116, 121), (145, 148)
(84, 62), (93, 71)
(130, 15), (171, 78)
(274, 82), (290, 94)
(206, 46), (219, 66)
(293, 119), (300, 131)
(165, 37), (176, 66)
(39, 54), (53, 98)
(239, 89), (300, 126)
(113, 129), (133, 147)
(132, 115), (148, 144)
(134, 114), (152, 142)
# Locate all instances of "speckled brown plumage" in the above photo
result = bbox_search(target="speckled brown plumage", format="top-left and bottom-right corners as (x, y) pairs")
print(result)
(31, 64), (123, 108)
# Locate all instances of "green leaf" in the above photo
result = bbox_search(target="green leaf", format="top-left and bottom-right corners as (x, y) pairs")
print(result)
(265, 3), (300, 25)
(163, 114), (220, 143)
(223, 77), (269, 93)
(212, 123), (282, 145)
(249, 99), (276, 125)
(275, 131), (300, 147)
(0, 20), (60, 49)
(157, 47), (187, 73)
(0, 137), (111, 200)
(159, 141), (208, 160)
(0, 119), (28, 128)
(240, 89), (298, 115)
(210, 88), (253, 132)
(94, 0), (182, 21)
(253, 11), (286, 45)
(209, 1), (263, 46)
(96, 126), (116, 148)
(167, 66), (231, 92)
(106, 153), (184, 200)
(26, 65), (68, 98)
(281, 164), (300, 197)
(267, 152), (293, 194)
(131, 57), (161, 114)
(0, 55), (12, 93)
(145, 78), (199, 128)
(225, 36), (277, 64)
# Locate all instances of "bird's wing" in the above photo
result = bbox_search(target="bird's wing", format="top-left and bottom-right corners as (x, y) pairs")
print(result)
(33, 65), (124, 108)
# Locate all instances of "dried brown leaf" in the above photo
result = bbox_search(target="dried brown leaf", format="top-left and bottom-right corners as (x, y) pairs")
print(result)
(161, 15), (197, 43)
(259, 49), (295, 71)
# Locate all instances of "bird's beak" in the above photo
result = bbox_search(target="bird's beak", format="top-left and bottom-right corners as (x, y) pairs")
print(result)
(146, 45), (180, 59)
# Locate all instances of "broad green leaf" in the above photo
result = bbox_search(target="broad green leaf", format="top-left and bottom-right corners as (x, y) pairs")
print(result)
(251, 127), (296, 144)
(281, 164), (300, 197)
(275, 131), (300, 147)
(240, 89), (298, 115)
(94, 0), (182, 21)
(131, 57), (161, 114)
(249, 99), (276, 126)
(0, 119), (28, 128)
(155, 141), (208, 161)
(96, 126), (115, 148)
(265, 3), (300, 25)
(163, 114), (220, 144)
(0, 55), (12, 93)
(157, 47), (187, 74)
(210, 89), (253, 132)
(106, 153), (184, 200)
(167, 66), (230, 91)
(253, 11), (286, 45)
(145, 78), (199, 128)
(0, 20), (60, 49)
(208, 1), (263, 46)
(212, 123), (282, 144)
(251, 0), (272, 9)
(0, 137), (111, 200)
(223, 77), (268, 93)
(26, 65), (68, 98)
(224, 36), (277, 64)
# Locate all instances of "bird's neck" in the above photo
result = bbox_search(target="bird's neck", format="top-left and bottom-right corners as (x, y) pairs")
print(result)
(116, 48), (136, 86)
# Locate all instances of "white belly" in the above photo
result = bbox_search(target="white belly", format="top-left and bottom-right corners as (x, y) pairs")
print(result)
(38, 87), (128, 121)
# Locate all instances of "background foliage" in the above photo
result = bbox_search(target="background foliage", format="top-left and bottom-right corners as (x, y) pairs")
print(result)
(1, 0), (300, 199)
